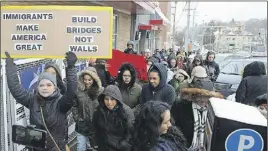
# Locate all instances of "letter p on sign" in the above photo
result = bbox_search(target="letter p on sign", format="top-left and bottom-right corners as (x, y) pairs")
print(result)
(238, 135), (255, 151)
(225, 129), (264, 151)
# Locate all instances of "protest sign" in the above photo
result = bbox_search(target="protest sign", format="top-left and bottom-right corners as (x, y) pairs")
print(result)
(107, 50), (148, 81)
(1, 5), (113, 58)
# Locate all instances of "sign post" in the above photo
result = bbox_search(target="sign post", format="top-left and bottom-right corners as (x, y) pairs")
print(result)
(1, 5), (113, 58)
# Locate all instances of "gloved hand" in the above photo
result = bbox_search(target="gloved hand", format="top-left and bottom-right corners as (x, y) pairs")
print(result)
(5, 52), (15, 67)
(65, 52), (77, 67)
(5, 52), (14, 64)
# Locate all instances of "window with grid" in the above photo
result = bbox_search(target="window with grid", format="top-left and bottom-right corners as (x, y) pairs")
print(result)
(113, 15), (118, 49)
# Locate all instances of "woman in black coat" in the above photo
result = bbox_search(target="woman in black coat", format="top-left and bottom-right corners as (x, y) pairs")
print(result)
(93, 85), (134, 151)
(5, 52), (78, 151)
(236, 61), (268, 105)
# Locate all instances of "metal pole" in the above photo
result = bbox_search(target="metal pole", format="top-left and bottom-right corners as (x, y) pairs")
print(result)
(153, 30), (156, 51)
(172, 1), (178, 50)
(192, 10), (195, 27)
(184, 1), (191, 55)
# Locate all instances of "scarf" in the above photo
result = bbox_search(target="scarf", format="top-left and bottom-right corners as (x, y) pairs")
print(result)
(189, 103), (208, 151)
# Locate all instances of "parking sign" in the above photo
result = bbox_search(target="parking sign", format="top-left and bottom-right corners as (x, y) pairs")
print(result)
(225, 129), (264, 151)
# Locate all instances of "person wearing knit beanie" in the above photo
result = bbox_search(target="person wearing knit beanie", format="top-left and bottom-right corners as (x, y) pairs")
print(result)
(44, 63), (66, 95)
(190, 66), (213, 91)
(37, 72), (57, 97)
(144, 49), (152, 60)
(191, 66), (208, 78)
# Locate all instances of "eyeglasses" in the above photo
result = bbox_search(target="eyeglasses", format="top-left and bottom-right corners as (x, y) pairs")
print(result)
(123, 75), (131, 78)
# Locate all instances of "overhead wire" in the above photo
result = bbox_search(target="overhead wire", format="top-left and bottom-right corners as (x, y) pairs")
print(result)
(175, 2), (187, 25)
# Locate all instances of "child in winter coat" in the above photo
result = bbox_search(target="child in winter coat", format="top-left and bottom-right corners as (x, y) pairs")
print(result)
(169, 69), (190, 96)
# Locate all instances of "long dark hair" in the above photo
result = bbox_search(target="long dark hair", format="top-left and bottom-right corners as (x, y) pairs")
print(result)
(86, 80), (99, 100)
(132, 101), (170, 151)
(97, 95), (128, 134)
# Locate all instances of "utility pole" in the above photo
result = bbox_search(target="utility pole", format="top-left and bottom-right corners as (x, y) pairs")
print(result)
(172, 1), (179, 50)
(192, 10), (195, 27)
(184, 1), (191, 55)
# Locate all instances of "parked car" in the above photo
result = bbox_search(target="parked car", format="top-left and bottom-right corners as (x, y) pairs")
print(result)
(214, 53), (233, 64)
(213, 57), (267, 97)
(216, 53), (251, 69)
(251, 44), (267, 57)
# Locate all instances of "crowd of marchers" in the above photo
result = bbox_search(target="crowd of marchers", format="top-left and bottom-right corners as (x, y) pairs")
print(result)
(4, 41), (267, 151)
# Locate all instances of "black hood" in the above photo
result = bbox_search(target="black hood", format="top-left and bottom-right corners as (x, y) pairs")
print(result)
(153, 52), (162, 63)
(242, 63), (251, 78)
(117, 63), (136, 87)
(148, 63), (167, 90)
(247, 61), (266, 76)
(98, 85), (123, 108)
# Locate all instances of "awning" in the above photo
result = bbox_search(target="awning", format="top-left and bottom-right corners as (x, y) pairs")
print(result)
(138, 24), (152, 30)
(134, 1), (156, 14)
(155, 7), (171, 25)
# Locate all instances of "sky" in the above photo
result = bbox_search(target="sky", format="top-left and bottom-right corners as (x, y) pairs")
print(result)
(174, 2), (267, 31)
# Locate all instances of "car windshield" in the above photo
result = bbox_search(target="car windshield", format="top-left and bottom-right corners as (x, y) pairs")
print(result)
(214, 54), (233, 64)
(225, 55), (246, 60)
(221, 60), (267, 75)
(214, 55), (227, 64)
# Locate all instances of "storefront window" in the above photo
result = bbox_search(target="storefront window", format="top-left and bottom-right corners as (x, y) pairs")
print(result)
(113, 15), (118, 49)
